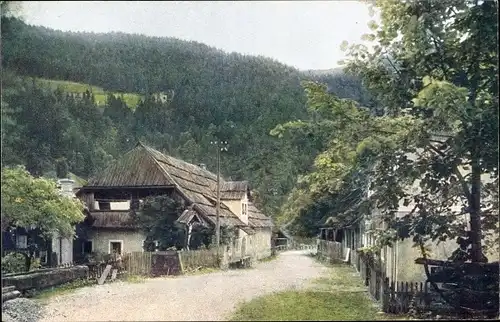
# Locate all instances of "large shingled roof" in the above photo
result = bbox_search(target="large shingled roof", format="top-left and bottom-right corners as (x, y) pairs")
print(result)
(82, 142), (273, 229)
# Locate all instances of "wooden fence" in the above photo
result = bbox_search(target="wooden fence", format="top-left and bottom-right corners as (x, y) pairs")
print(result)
(179, 248), (220, 271)
(383, 279), (434, 314)
(274, 243), (317, 252)
(317, 239), (342, 262)
(122, 252), (152, 276)
(121, 247), (226, 276)
(316, 238), (439, 314)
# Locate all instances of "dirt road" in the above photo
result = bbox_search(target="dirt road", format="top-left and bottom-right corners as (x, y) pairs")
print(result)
(40, 250), (328, 321)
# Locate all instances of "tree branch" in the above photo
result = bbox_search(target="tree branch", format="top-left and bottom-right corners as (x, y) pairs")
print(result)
(426, 144), (472, 201)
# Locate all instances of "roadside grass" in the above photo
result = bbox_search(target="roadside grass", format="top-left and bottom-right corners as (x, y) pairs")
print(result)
(33, 274), (146, 302)
(31, 278), (95, 301)
(258, 254), (279, 263)
(183, 267), (220, 276)
(231, 290), (382, 321)
(123, 274), (146, 283)
(230, 255), (410, 321)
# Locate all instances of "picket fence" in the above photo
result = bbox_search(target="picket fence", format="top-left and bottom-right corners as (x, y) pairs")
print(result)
(317, 239), (437, 314)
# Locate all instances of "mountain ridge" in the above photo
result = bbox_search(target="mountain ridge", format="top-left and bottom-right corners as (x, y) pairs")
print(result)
(1, 17), (369, 218)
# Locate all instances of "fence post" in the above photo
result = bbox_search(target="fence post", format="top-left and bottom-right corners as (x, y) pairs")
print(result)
(382, 277), (389, 312)
(372, 265), (378, 297)
(177, 251), (184, 274)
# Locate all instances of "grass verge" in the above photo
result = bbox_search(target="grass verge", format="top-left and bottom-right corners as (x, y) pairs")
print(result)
(32, 274), (146, 301)
(258, 254), (278, 263)
(231, 290), (384, 321)
(230, 255), (410, 321)
(31, 278), (95, 301)
(123, 274), (146, 283)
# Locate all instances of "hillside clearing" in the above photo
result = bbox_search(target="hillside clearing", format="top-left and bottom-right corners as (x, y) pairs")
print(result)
(35, 78), (142, 108)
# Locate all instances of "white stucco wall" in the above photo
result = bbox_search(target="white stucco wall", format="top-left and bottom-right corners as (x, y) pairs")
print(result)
(88, 230), (147, 255)
(364, 149), (498, 283)
(382, 238), (459, 283)
(248, 228), (272, 260)
(222, 196), (252, 259)
(51, 237), (73, 265)
(223, 195), (248, 225)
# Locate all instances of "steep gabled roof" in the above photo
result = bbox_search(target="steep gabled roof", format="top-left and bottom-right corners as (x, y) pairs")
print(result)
(86, 144), (175, 187)
(248, 202), (274, 228)
(83, 142), (257, 228)
(177, 207), (208, 226)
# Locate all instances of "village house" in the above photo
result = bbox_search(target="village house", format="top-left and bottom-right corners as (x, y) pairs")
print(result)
(2, 178), (79, 267)
(319, 149), (498, 283)
(272, 227), (293, 249)
(74, 142), (274, 261)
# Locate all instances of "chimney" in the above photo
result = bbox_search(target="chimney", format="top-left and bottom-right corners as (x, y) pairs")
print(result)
(198, 163), (207, 170)
(57, 178), (75, 198)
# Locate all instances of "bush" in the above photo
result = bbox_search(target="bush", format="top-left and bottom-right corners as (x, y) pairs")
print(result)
(2, 252), (28, 274)
(29, 258), (41, 271)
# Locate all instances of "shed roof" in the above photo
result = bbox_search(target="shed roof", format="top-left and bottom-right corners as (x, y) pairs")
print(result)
(321, 197), (369, 229)
(220, 181), (249, 200)
(89, 211), (136, 229)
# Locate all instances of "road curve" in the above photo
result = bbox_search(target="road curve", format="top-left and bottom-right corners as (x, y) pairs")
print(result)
(40, 250), (328, 321)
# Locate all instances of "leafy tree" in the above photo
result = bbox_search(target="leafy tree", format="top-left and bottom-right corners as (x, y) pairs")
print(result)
(275, 0), (498, 274)
(188, 224), (235, 249)
(1, 165), (85, 237)
(131, 195), (186, 250)
(272, 81), (411, 234)
(341, 0), (498, 263)
(189, 224), (213, 250)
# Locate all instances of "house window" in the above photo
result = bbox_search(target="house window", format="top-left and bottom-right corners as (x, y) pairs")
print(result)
(109, 240), (123, 255)
(110, 201), (131, 210)
(98, 201), (111, 211)
(16, 235), (28, 249)
(242, 202), (248, 217)
(82, 240), (93, 254)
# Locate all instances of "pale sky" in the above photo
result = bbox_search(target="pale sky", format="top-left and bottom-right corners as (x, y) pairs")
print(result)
(20, 1), (376, 70)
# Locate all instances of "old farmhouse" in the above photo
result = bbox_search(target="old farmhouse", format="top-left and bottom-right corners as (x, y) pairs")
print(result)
(75, 142), (273, 261)
(319, 147), (499, 283)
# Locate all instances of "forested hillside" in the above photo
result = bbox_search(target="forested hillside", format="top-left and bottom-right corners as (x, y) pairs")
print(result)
(1, 17), (368, 217)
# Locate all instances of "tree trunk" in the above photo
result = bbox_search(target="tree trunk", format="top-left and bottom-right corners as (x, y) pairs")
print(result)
(469, 150), (485, 262)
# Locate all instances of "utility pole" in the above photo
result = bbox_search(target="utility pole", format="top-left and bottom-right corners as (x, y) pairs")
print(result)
(210, 140), (228, 255)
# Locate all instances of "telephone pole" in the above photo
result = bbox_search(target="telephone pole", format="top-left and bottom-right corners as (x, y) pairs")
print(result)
(210, 140), (228, 254)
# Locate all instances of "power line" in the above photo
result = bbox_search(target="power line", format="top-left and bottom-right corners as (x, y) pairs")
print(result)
(209, 140), (228, 260)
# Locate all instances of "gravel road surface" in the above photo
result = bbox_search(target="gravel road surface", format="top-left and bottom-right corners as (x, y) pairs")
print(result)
(40, 250), (327, 321)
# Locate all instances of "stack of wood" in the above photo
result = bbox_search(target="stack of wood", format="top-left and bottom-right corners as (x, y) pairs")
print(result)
(2, 286), (21, 303)
(415, 258), (499, 317)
